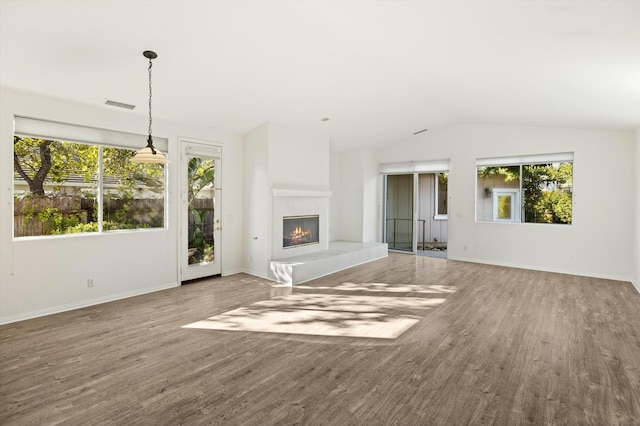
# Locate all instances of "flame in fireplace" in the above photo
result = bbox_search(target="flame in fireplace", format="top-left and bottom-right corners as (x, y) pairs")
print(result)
(290, 226), (312, 243)
(283, 215), (319, 248)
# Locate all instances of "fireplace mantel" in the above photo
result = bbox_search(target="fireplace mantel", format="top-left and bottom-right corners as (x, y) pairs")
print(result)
(272, 188), (332, 198)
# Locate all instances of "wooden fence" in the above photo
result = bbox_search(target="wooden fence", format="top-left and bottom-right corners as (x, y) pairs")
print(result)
(188, 198), (216, 244)
(13, 196), (164, 237)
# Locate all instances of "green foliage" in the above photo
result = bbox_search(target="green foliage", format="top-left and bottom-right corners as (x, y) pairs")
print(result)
(64, 220), (145, 234)
(37, 207), (84, 235)
(477, 162), (572, 224)
(478, 166), (520, 182)
(107, 201), (132, 226)
(523, 163), (572, 224)
(544, 189), (573, 224)
(187, 157), (215, 202)
(187, 156), (215, 264)
(20, 197), (36, 224)
(438, 172), (448, 185)
(188, 205), (210, 259)
(103, 147), (164, 194)
(65, 222), (99, 234)
(14, 137), (98, 196)
(190, 205), (209, 226)
(14, 136), (165, 236)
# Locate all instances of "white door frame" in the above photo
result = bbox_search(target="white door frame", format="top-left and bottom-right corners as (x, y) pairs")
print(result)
(179, 138), (223, 282)
(381, 165), (450, 255)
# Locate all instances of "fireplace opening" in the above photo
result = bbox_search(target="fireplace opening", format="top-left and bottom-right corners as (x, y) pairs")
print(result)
(283, 215), (319, 248)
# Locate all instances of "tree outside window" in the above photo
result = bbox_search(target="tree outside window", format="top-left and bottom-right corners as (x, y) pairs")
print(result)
(13, 136), (164, 237)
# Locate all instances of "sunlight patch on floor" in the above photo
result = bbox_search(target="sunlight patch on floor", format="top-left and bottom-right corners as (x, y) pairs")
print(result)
(183, 293), (447, 339)
(294, 282), (457, 294)
(254, 294), (446, 311)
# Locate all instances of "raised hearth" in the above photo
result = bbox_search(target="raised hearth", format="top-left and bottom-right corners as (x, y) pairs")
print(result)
(271, 241), (388, 285)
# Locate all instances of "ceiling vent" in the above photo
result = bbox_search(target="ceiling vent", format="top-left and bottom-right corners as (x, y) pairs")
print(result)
(104, 99), (135, 110)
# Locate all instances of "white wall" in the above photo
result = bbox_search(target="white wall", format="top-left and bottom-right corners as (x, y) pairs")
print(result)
(634, 128), (640, 292)
(268, 124), (330, 190)
(329, 151), (342, 241)
(334, 147), (379, 243)
(0, 87), (244, 324)
(243, 123), (271, 278)
(362, 148), (379, 243)
(337, 149), (365, 241)
(375, 123), (635, 282)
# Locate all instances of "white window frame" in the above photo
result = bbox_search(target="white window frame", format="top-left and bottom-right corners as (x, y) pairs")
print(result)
(433, 172), (448, 220)
(13, 116), (169, 239)
(475, 152), (574, 225)
(492, 189), (519, 222)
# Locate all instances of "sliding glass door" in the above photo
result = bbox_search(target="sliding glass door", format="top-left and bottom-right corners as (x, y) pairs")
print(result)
(384, 174), (416, 252)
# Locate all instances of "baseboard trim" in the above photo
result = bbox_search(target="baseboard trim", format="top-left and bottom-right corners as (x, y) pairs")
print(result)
(222, 267), (246, 277)
(447, 255), (633, 283)
(241, 268), (272, 281)
(0, 282), (178, 325)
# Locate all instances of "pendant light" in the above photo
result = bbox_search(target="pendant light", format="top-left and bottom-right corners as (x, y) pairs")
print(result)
(132, 50), (168, 164)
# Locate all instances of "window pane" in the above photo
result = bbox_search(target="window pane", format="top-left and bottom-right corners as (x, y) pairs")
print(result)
(103, 147), (165, 230)
(437, 173), (448, 215)
(187, 156), (216, 265)
(476, 161), (572, 225)
(476, 166), (520, 222)
(497, 195), (512, 219)
(523, 162), (572, 224)
(385, 174), (414, 252)
(13, 137), (98, 236)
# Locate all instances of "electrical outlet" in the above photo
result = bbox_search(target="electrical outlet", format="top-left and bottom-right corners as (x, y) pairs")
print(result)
(87, 278), (95, 288)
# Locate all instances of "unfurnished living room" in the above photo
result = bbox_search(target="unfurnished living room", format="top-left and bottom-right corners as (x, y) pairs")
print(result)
(1, 1), (639, 425)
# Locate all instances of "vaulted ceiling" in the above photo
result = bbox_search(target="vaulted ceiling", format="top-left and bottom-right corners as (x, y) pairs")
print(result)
(1, 0), (639, 151)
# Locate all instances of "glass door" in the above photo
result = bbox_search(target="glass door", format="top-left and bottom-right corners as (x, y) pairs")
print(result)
(384, 174), (416, 253)
(181, 142), (221, 281)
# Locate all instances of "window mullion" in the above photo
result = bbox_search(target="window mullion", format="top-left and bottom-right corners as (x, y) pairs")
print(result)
(98, 147), (104, 233)
(519, 164), (523, 223)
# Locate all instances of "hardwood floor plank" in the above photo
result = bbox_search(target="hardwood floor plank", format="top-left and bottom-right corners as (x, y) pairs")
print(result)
(1, 254), (639, 425)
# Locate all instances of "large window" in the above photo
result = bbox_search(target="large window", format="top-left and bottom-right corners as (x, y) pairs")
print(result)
(476, 153), (573, 225)
(13, 117), (166, 237)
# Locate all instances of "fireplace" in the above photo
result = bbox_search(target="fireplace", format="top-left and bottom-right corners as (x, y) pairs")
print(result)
(283, 215), (319, 249)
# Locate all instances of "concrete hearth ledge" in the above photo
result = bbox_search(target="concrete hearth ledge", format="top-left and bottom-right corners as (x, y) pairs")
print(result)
(270, 241), (388, 285)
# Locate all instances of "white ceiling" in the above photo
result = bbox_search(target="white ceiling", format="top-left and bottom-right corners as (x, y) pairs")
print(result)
(1, 0), (639, 151)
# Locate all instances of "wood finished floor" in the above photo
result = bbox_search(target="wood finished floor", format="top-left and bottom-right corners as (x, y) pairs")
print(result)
(1, 254), (639, 425)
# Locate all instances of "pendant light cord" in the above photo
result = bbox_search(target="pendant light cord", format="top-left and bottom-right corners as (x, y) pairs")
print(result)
(147, 57), (156, 154)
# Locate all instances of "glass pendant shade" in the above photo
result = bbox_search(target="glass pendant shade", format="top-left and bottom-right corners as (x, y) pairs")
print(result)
(131, 145), (167, 163)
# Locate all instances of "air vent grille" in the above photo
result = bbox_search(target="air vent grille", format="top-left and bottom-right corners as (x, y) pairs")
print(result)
(104, 99), (135, 110)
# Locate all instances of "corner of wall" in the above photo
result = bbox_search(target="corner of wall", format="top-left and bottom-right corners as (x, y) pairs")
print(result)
(634, 128), (640, 293)
(362, 148), (379, 243)
(330, 151), (343, 241)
